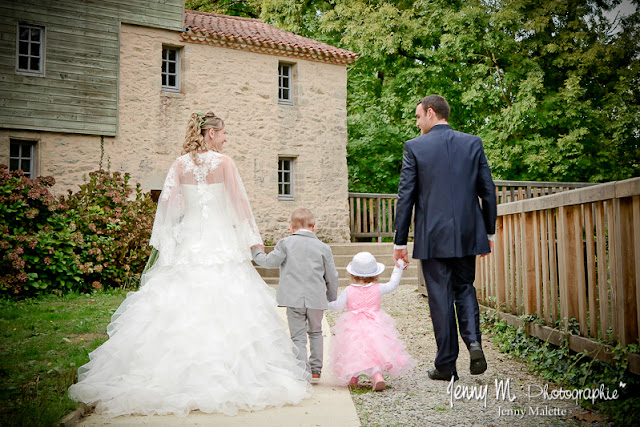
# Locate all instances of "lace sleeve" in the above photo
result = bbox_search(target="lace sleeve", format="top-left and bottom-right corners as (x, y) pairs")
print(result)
(220, 155), (263, 247)
(149, 159), (184, 263)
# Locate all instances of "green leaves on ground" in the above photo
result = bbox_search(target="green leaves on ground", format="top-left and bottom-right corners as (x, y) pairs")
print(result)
(483, 312), (640, 425)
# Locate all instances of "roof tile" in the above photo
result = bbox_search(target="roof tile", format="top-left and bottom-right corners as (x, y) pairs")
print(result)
(183, 10), (358, 65)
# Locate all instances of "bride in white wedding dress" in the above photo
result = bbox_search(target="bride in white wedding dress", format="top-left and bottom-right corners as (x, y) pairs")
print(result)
(68, 111), (311, 417)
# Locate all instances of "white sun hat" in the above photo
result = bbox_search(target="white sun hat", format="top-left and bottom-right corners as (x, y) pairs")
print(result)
(346, 252), (385, 277)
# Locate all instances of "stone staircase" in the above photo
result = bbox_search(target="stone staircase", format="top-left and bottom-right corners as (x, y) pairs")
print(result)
(254, 242), (420, 288)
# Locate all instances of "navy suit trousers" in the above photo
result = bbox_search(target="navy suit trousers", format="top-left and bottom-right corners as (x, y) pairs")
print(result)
(421, 256), (480, 375)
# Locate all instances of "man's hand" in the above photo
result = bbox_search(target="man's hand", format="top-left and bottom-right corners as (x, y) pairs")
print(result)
(394, 248), (409, 268)
(251, 244), (265, 252)
(480, 240), (494, 258)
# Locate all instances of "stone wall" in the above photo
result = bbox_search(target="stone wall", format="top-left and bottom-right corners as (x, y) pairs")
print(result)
(0, 23), (351, 243)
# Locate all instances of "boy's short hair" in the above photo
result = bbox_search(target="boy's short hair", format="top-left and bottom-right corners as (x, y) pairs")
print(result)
(290, 208), (315, 230)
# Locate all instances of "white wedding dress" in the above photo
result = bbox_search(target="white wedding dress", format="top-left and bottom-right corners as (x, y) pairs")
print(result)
(68, 151), (311, 417)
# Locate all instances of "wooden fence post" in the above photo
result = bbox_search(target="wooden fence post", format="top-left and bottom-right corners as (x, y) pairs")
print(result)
(507, 215), (516, 313)
(375, 196), (382, 242)
(573, 205), (588, 337)
(595, 202), (610, 341)
(584, 204), (598, 338)
(495, 216), (506, 311)
(533, 211), (542, 319)
(515, 213), (523, 314)
(557, 205), (578, 329)
(634, 195), (640, 345)
(613, 196), (639, 346)
(548, 209), (559, 324)
(523, 211), (537, 314)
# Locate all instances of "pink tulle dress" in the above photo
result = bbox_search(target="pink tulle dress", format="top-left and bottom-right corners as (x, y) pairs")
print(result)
(329, 266), (417, 385)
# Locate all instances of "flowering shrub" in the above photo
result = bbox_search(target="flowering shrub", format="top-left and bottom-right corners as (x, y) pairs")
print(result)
(64, 170), (156, 291)
(0, 166), (82, 295)
(0, 165), (156, 297)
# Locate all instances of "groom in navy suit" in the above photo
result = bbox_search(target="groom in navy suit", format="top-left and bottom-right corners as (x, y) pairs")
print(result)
(393, 95), (497, 381)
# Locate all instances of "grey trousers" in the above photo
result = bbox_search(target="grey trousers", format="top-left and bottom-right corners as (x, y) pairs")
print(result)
(286, 307), (324, 374)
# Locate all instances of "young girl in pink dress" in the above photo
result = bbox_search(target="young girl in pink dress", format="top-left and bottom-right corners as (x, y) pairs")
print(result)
(328, 252), (417, 390)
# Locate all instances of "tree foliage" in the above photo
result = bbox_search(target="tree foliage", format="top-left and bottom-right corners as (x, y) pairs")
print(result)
(186, 0), (262, 18)
(192, 1), (640, 192)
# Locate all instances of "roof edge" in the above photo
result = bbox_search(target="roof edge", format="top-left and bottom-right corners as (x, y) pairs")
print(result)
(182, 10), (358, 65)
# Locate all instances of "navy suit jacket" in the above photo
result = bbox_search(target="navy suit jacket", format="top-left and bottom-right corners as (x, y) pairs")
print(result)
(394, 124), (497, 259)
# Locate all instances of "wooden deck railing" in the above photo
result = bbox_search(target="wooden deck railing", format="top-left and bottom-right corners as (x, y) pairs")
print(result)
(494, 180), (594, 204)
(475, 177), (640, 374)
(349, 180), (594, 241)
(349, 192), (401, 241)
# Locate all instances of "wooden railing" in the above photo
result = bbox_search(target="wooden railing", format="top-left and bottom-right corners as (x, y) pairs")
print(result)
(475, 178), (640, 374)
(349, 192), (401, 241)
(494, 180), (594, 204)
(349, 181), (594, 241)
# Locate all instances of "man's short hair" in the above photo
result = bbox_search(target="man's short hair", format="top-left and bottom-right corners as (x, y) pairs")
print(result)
(290, 208), (315, 230)
(418, 95), (450, 121)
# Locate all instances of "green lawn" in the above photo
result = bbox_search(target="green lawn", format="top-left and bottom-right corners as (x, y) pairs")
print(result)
(0, 289), (129, 427)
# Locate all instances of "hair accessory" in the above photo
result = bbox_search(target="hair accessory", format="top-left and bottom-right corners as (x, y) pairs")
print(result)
(194, 111), (206, 129)
(346, 252), (385, 277)
(194, 111), (218, 129)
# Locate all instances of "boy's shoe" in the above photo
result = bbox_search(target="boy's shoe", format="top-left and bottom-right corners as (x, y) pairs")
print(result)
(349, 376), (359, 387)
(311, 372), (321, 383)
(373, 372), (385, 391)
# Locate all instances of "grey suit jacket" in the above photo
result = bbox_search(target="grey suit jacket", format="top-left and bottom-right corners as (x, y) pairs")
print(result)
(252, 230), (339, 310)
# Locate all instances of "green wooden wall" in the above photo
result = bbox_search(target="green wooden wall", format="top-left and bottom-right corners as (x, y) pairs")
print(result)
(0, 0), (184, 136)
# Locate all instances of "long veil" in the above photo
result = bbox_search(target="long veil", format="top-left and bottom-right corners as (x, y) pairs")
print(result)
(141, 151), (262, 281)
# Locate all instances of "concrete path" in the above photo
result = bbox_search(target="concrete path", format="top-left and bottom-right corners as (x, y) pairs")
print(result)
(76, 307), (360, 427)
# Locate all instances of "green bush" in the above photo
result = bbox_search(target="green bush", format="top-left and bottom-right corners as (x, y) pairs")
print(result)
(482, 312), (640, 425)
(0, 166), (83, 295)
(0, 165), (156, 297)
(65, 170), (156, 291)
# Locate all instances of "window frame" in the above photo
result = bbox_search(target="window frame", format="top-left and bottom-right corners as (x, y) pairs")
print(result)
(9, 139), (37, 178)
(15, 23), (45, 77)
(161, 46), (181, 92)
(278, 62), (293, 105)
(278, 157), (295, 201)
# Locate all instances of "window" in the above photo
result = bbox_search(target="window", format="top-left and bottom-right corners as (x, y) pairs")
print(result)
(278, 62), (293, 104)
(9, 140), (36, 177)
(278, 157), (294, 200)
(16, 23), (44, 76)
(162, 47), (180, 92)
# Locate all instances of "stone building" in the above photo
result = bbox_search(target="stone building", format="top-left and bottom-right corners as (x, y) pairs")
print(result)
(0, 1), (357, 243)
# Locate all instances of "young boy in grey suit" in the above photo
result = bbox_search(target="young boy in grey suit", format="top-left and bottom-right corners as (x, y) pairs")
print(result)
(252, 208), (339, 383)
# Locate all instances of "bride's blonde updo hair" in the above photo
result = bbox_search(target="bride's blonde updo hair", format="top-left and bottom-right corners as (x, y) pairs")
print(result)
(183, 111), (225, 160)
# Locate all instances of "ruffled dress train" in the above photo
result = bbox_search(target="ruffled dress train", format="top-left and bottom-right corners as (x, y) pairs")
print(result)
(68, 152), (311, 417)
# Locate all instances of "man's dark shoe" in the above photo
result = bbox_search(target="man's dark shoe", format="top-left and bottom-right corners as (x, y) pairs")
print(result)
(469, 341), (487, 375)
(428, 368), (459, 381)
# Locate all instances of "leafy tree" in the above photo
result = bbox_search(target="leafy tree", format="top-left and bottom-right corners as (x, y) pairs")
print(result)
(190, 1), (640, 191)
(186, 0), (262, 18)
(262, 0), (639, 191)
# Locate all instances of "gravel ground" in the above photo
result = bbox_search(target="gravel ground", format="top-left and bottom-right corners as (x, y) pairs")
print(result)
(325, 286), (609, 427)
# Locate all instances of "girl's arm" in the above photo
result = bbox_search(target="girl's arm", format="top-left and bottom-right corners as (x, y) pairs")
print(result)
(328, 289), (348, 311)
(379, 260), (405, 295)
